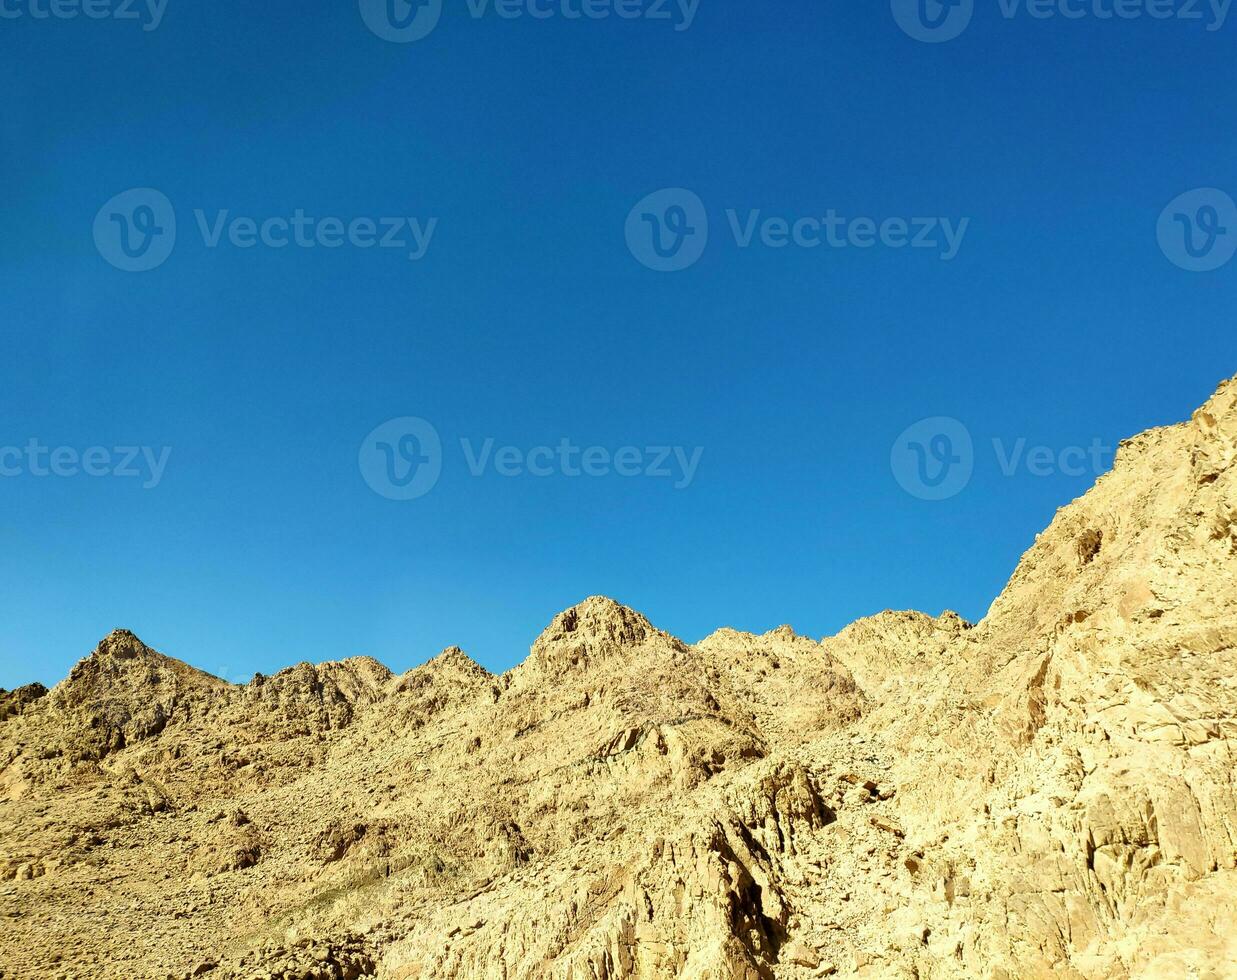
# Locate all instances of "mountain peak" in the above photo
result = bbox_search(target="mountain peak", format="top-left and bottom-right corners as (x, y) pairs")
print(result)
(418, 646), (490, 681)
(515, 596), (685, 681)
(52, 630), (231, 710)
(93, 628), (147, 660)
(533, 596), (655, 649)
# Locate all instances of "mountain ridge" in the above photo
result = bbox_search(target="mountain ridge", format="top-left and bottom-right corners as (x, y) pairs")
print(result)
(27, 598), (979, 708)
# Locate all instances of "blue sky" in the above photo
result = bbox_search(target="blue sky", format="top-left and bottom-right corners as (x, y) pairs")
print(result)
(2, 0), (1235, 688)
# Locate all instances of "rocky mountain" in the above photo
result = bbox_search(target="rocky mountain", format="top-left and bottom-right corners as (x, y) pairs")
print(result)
(2, 377), (1235, 979)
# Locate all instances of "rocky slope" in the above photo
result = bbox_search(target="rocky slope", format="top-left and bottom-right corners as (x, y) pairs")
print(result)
(2, 377), (1235, 979)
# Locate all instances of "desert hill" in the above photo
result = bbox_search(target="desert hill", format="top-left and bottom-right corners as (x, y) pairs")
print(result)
(1, 377), (1235, 979)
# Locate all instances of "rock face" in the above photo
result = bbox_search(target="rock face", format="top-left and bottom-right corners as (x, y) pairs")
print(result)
(1, 377), (1236, 979)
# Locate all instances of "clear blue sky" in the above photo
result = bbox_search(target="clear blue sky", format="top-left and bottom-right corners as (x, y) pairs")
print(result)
(2, 1), (1235, 688)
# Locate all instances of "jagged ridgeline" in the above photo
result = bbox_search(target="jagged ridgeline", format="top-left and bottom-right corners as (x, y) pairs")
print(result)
(2, 377), (1236, 979)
